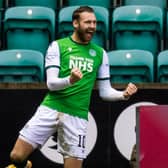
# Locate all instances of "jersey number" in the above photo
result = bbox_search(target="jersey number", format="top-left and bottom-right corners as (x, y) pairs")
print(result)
(78, 135), (86, 148)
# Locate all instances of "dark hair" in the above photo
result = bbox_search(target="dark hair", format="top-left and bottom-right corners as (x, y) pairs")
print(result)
(72, 6), (95, 21)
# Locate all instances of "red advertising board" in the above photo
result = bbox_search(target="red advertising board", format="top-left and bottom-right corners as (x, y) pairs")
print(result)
(137, 105), (168, 168)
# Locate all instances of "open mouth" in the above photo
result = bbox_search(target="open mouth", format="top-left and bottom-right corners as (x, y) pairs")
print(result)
(85, 31), (95, 39)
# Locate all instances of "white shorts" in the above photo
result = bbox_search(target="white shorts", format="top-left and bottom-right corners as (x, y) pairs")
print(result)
(19, 105), (88, 159)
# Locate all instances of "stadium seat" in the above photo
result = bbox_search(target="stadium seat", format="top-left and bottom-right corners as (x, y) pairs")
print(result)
(12, 0), (60, 11)
(63, 0), (112, 8)
(121, 0), (167, 11)
(121, 0), (167, 49)
(0, 49), (44, 83)
(111, 5), (163, 59)
(107, 49), (154, 83)
(3, 6), (55, 55)
(58, 6), (109, 49)
(122, 0), (167, 9)
(157, 50), (168, 83)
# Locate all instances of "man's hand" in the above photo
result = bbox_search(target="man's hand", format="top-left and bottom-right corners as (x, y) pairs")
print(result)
(123, 83), (138, 99)
(69, 68), (83, 84)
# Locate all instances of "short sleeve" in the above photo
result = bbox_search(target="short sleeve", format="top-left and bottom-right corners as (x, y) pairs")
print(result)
(45, 41), (60, 69)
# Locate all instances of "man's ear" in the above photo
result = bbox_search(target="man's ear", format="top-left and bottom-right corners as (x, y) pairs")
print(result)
(73, 20), (78, 29)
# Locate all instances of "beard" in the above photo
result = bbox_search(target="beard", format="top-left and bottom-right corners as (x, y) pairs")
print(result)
(76, 27), (95, 43)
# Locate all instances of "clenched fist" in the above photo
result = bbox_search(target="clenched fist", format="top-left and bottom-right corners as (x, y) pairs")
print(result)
(123, 83), (138, 99)
(69, 68), (83, 84)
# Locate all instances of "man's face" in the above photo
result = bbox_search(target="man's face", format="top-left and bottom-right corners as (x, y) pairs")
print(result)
(73, 12), (97, 43)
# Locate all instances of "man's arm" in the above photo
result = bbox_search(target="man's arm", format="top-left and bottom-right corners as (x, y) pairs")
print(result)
(97, 79), (137, 101)
(46, 67), (82, 91)
(45, 41), (83, 91)
(97, 50), (137, 101)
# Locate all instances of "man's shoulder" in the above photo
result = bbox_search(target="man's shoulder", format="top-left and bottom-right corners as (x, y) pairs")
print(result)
(89, 41), (103, 49)
(56, 37), (70, 43)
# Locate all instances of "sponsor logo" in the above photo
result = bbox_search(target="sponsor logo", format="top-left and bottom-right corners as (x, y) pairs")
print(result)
(89, 49), (96, 57)
(69, 56), (94, 72)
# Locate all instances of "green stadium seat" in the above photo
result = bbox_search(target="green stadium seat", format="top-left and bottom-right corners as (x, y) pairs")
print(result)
(3, 6), (55, 55)
(121, 0), (167, 49)
(0, 49), (44, 83)
(58, 6), (109, 49)
(122, 0), (167, 11)
(107, 49), (154, 83)
(64, 0), (112, 8)
(157, 50), (168, 83)
(13, 0), (60, 11)
(111, 5), (163, 59)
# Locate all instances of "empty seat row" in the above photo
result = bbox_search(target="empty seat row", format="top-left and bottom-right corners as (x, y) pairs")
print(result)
(0, 5), (167, 53)
(108, 49), (168, 83)
(0, 5), (110, 53)
(120, 0), (167, 11)
(7, 0), (168, 11)
(2, 0), (116, 9)
(0, 49), (168, 83)
(11, 0), (60, 10)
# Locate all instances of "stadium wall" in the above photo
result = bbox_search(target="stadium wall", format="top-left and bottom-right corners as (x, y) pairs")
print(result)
(0, 83), (167, 168)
